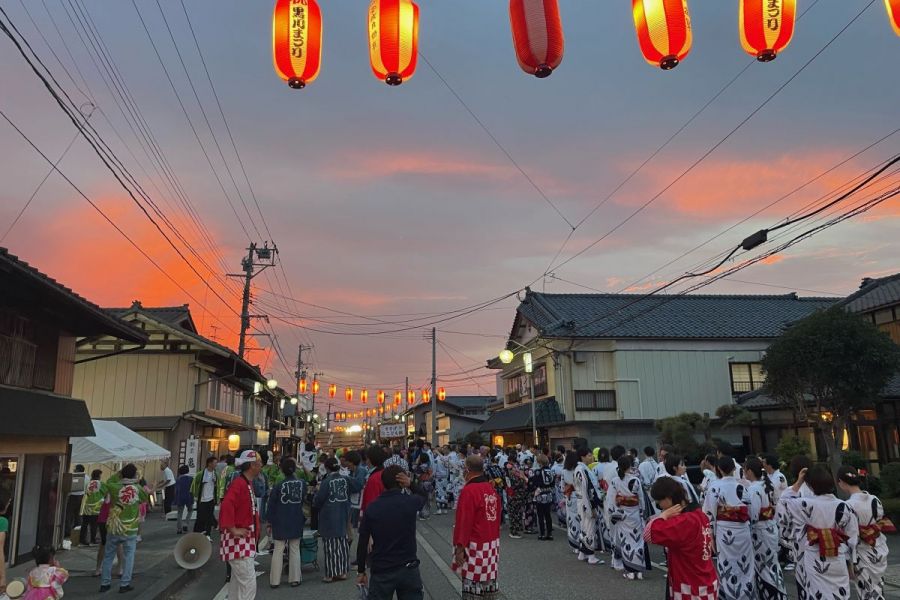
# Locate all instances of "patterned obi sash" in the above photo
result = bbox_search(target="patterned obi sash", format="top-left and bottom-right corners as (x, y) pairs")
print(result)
(716, 505), (749, 522)
(859, 524), (881, 547)
(806, 526), (848, 558)
(616, 494), (639, 507)
(758, 506), (775, 521)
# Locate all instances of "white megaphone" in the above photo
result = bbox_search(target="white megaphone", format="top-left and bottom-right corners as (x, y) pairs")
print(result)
(173, 533), (212, 570)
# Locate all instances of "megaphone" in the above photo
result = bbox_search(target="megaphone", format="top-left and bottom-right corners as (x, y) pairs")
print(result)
(4, 579), (26, 598)
(173, 533), (212, 570)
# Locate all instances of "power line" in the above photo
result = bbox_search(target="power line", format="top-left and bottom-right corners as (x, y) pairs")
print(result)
(544, 0), (877, 277)
(418, 50), (574, 231)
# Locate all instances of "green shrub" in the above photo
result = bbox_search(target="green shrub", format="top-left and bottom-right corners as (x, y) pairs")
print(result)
(881, 497), (900, 521)
(775, 435), (811, 468)
(880, 463), (900, 498)
(864, 475), (883, 497)
(841, 451), (867, 470)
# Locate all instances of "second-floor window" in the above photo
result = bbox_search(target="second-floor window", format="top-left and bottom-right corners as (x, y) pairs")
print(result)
(574, 390), (617, 411)
(504, 365), (548, 404)
(207, 380), (243, 416)
(730, 362), (765, 395)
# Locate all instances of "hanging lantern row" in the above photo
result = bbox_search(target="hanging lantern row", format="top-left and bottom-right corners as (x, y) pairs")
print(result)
(293, 383), (448, 405)
(274, 0), (899, 88)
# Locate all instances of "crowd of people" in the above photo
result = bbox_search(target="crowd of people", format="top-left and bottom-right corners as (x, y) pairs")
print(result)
(1, 437), (891, 600)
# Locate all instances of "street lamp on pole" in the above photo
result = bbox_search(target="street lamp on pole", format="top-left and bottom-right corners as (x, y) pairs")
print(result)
(523, 352), (538, 447)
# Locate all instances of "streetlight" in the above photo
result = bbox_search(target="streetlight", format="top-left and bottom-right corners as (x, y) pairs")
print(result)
(266, 378), (278, 390)
(290, 396), (298, 405)
(498, 349), (514, 364)
(523, 352), (538, 448)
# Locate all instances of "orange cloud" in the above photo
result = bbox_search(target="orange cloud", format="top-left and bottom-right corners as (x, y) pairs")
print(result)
(328, 150), (517, 182)
(615, 150), (876, 222)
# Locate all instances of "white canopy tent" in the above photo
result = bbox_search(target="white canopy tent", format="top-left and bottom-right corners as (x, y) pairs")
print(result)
(71, 419), (171, 464)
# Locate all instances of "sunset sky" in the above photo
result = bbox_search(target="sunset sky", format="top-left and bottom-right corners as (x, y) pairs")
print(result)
(1, 1), (898, 412)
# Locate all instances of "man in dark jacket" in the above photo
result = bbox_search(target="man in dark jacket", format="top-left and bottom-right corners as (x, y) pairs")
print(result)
(356, 465), (428, 600)
(266, 457), (306, 588)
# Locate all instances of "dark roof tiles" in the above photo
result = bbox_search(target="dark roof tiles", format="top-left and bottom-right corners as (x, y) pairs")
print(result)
(839, 274), (900, 314)
(518, 290), (837, 340)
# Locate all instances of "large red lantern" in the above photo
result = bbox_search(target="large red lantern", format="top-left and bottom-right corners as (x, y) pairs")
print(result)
(394, 391), (402, 405)
(739, 0), (795, 62)
(361, 389), (369, 404)
(299, 378), (308, 394)
(368, 0), (419, 85)
(632, 0), (693, 70)
(509, 0), (564, 78)
(377, 390), (385, 405)
(346, 388), (353, 402)
(887, 0), (900, 36)
(438, 387), (446, 401)
(312, 380), (320, 395)
(422, 389), (430, 403)
(273, 0), (323, 89)
(408, 390), (416, 405)
(329, 384), (337, 398)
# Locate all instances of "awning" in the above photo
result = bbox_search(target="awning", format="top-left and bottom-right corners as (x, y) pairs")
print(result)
(71, 419), (170, 464)
(0, 384), (94, 437)
(479, 398), (565, 432)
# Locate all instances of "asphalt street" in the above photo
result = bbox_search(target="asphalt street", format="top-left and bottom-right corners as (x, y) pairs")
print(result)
(174, 511), (900, 600)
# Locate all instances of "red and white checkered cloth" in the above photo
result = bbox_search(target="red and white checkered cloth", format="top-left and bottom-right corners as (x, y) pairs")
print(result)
(219, 524), (256, 562)
(452, 538), (499, 583)
(669, 581), (718, 600)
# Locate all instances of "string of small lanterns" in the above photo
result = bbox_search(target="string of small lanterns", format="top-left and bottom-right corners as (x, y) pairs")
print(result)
(272, 0), (900, 88)
(297, 377), (446, 416)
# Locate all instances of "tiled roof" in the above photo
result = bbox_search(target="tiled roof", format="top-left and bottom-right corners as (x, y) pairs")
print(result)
(479, 398), (565, 432)
(739, 373), (900, 408)
(516, 289), (837, 340)
(108, 301), (196, 332)
(0, 248), (146, 343)
(837, 274), (900, 314)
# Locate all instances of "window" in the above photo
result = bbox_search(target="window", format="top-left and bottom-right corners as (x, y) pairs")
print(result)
(574, 390), (616, 411)
(207, 380), (244, 416)
(874, 308), (896, 325)
(503, 364), (548, 404)
(730, 363), (765, 394)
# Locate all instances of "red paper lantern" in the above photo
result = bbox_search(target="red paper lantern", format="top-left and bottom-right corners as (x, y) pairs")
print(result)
(312, 380), (320, 394)
(299, 378), (308, 393)
(346, 388), (353, 402)
(273, 0), (323, 89)
(361, 389), (369, 404)
(368, 0), (419, 85)
(329, 384), (337, 398)
(394, 391), (402, 405)
(422, 389), (430, 403)
(408, 390), (416, 405)
(887, 0), (900, 36)
(739, 0), (795, 62)
(509, 0), (564, 78)
(438, 387), (446, 401)
(377, 390), (385, 404)
(632, 0), (693, 70)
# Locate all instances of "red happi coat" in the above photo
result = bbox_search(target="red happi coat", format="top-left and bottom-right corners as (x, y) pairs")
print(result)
(453, 476), (501, 582)
(646, 507), (719, 600)
(218, 474), (260, 561)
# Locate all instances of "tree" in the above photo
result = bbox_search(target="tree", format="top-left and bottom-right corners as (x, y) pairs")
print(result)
(762, 307), (900, 473)
(715, 404), (753, 429)
(655, 412), (711, 462)
(462, 430), (486, 448)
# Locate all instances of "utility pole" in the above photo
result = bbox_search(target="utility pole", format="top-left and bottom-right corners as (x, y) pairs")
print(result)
(229, 242), (277, 358)
(430, 327), (437, 447)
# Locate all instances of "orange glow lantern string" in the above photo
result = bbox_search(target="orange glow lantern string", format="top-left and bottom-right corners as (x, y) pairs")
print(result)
(377, 390), (385, 405)
(739, 0), (795, 62)
(272, 0), (323, 89)
(361, 389), (369, 404)
(346, 388), (353, 402)
(632, 0), (693, 70)
(438, 387), (446, 401)
(329, 384), (336, 398)
(887, 0), (900, 36)
(509, 0), (564, 78)
(299, 378), (308, 393)
(368, 0), (419, 85)
(312, 380), (320, 394)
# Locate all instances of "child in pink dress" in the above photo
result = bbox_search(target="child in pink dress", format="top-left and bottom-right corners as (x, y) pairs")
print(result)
(23, 546), (68, 600)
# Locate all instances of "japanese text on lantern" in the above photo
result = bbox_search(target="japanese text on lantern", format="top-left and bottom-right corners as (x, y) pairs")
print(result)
(767, 0), (781, 31)
(291, 1), (307, 59)
(369, 4), (379, 51)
